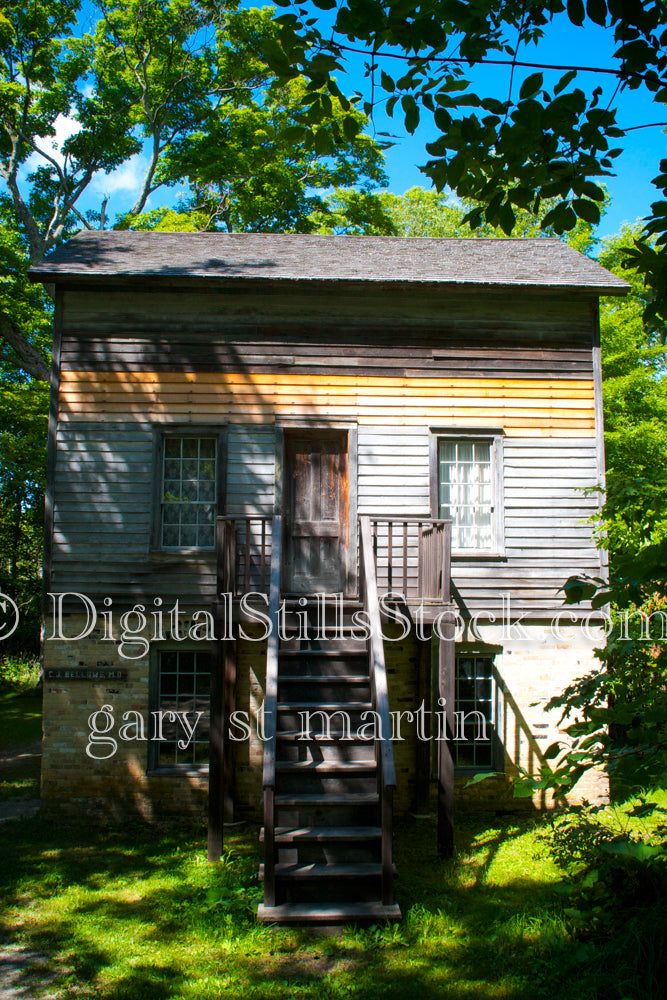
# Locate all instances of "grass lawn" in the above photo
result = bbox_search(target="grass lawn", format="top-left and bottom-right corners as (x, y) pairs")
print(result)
(1, 691), (662, 999)
(0, 687), (42, 801)
(0, 809), (605, 1000)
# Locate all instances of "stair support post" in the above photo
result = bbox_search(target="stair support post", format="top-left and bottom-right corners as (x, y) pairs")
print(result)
(381, 787), (394, 905)
(437, 621), (456, 857)
(264, 788), (276, 906)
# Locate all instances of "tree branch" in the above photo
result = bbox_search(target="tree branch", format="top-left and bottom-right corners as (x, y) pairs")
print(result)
(0, 313), (50, 382)
(330, 42), (649, 82)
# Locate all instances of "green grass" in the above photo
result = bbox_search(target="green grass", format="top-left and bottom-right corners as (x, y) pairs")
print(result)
(0, 687), (42, 800)
(0, 811), (596, 1000)
(0, 688), (42, 750)
(0, 682), (662, 998)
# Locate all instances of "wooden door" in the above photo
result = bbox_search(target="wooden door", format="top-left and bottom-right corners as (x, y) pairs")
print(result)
(284, 431), (348, 594)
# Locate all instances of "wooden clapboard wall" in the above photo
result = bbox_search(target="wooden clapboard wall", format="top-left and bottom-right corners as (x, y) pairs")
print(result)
(50, 284), (603, 614)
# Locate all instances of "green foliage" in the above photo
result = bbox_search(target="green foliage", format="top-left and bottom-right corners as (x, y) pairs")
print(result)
(0, 654), (40, 692)
(541, 799), (667, 1000)
(265, 0), (667, 325)
(313, 184), (601, 245)
(0, 1), (390, 377)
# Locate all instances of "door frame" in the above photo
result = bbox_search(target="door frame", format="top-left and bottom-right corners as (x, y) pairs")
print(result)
(274, 421), (358, 598)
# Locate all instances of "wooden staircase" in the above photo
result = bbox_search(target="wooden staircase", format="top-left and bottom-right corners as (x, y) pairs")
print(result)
(209, 513), (454, 906)
(257, 624), (400, 923)
(257, 516), (400, 924)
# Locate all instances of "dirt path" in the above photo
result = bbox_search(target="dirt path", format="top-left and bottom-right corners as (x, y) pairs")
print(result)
(0, 946), (61, 1000)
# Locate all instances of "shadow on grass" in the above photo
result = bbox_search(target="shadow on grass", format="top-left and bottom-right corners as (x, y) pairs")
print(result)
(0, 812), (580, 1000)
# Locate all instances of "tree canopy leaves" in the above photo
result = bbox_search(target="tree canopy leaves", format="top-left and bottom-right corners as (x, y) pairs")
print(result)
(264, 0), (667, 325)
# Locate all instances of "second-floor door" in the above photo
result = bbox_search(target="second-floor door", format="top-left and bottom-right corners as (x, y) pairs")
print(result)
(283, 430), (348, 594)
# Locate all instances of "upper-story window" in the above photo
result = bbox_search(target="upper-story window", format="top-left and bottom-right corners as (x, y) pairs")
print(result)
(431, 430), (504, 555)
(160, 435), (218, 549)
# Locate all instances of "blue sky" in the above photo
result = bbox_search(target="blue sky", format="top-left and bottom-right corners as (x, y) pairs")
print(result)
(29, 4), (667, 244)
(331, 13), (666, 240)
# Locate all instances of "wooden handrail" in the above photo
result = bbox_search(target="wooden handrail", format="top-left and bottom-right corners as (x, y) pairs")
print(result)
(261, 515), (281, 909)
(262, 514), (282, 791)
(360, 516), (397, 904)
(359, 516), (396, 789)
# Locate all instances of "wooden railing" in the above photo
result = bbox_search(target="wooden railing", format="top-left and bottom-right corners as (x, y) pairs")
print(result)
(217, 515), (272, 595)
(261, 515), (282, 908)
(359, 516), (397, 905)
(217, 515), (451, 605)
(369, 517), (451, 603)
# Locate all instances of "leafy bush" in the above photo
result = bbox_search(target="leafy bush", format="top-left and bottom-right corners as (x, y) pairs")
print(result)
(0, 654), (40, 692)
(545, 802), (667, 1000)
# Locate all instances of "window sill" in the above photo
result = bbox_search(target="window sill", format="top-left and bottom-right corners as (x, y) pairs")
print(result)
(149, 549), (215, 562)
(451, 551), (507, 562)
(146, 766), (209, 777)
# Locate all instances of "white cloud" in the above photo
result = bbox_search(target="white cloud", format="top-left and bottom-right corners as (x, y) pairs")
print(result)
(23, 113), (82, 173)
(90, 153), (149, 197)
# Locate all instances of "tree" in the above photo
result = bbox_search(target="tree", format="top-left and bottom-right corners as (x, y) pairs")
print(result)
(524, 230), (667, 800)
(312, 184), (598, 253)
(266, 0), (667, 327)
(0, 0), (388, 378)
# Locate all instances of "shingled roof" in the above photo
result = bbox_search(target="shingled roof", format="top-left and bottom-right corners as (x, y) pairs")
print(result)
(29, 230), (629, 293)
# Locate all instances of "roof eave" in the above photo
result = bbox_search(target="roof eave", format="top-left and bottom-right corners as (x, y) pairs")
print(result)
(26, 270), (630, 296)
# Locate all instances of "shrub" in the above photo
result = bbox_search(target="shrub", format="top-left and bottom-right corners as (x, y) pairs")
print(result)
(0, 654), (40, 692)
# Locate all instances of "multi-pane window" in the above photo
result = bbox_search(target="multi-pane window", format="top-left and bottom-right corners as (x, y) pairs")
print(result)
(438, 438), (493, 550)
(155, 650), (210, 768)
(454, 655), (495, 771)
(161, 437), (216, 548)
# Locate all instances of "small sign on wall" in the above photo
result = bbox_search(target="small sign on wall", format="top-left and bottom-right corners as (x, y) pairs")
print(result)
(44, 668), (129, 682)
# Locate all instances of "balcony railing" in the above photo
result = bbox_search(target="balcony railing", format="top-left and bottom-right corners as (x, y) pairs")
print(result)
(217, 515), (451, 605)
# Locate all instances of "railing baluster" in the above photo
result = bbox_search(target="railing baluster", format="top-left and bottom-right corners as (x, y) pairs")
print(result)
(260, 517), (266, 592)
(402, 521), (408, 599)
(387, 520), (393, 592)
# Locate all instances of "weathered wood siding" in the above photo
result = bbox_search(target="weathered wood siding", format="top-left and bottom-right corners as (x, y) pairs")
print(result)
(49, 285), (602, 613)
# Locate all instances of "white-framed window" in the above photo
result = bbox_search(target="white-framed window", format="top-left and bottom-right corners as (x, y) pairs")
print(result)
(152, 428), (225, 552)
(430, 430), (504, 554)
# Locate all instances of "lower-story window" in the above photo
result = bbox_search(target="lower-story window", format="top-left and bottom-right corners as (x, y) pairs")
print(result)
(454, 654), (496, 771)
(153, 649), (210, 768)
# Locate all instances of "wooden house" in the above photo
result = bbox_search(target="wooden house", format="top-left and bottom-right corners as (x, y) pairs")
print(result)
(30, 232), (627, 923)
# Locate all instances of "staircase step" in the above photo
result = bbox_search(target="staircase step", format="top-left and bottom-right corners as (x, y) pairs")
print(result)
(279, 675), (369, 683)
(277, 732), (374, 743)
(276, 760), (375, 774)
(277, 702), (372, 711)
(279, 650), (367, 659)
(259, 862), (392, 879)
(275, 793), (379, 806)
(261, 825), (382, 843)
(257, 901), (401, 924)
